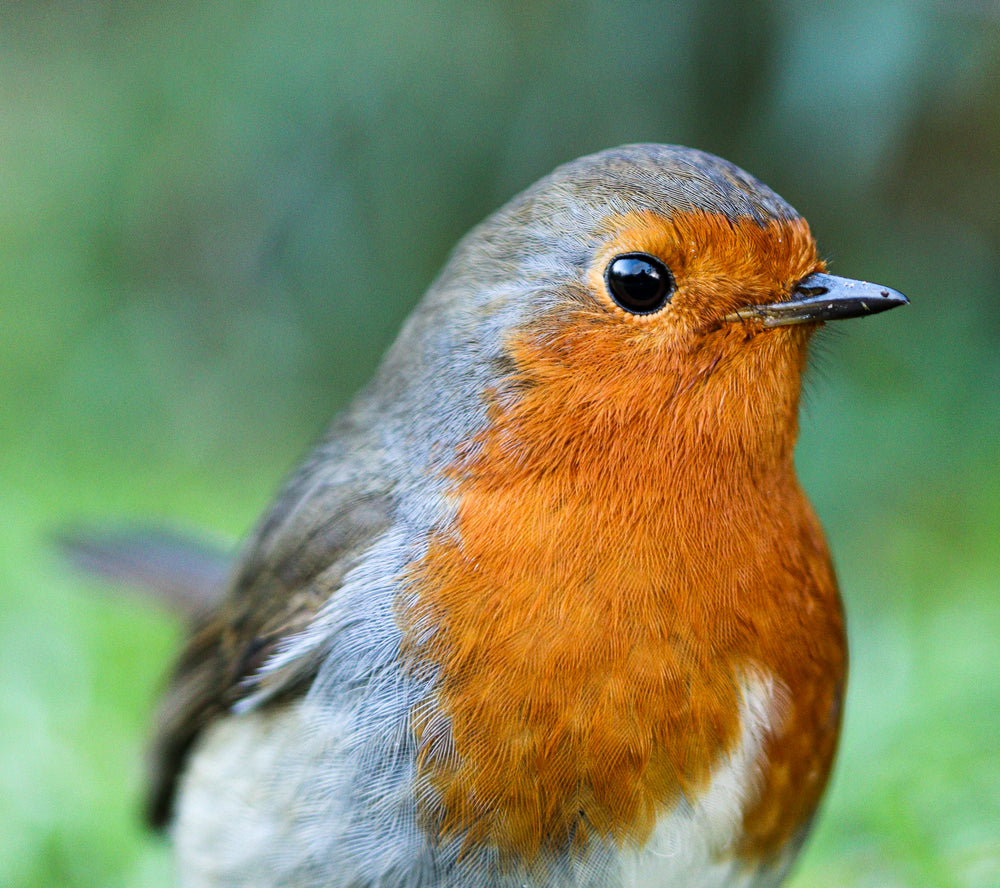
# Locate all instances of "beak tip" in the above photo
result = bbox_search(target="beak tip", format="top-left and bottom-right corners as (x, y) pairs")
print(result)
(870, 285), (910, 313)
(877, 286), (909, 306)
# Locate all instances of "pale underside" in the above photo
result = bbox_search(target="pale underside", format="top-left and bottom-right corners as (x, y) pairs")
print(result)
(172, 671), (792, 888)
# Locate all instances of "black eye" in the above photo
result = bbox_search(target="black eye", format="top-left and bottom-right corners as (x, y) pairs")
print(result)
(605, 253), (675, 314)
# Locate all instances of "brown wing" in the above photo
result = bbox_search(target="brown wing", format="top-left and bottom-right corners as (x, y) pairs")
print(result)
(145, 481), (393, 827)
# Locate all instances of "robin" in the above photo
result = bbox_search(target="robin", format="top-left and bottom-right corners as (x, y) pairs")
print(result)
(124, 145), (909, 887)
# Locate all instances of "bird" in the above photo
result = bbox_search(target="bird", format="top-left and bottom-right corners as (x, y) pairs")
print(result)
(113, 144), (909, 887)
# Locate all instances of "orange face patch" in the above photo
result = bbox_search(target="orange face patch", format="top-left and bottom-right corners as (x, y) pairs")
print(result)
(400, 209), (846, 869)
(589, 211), (822, 328)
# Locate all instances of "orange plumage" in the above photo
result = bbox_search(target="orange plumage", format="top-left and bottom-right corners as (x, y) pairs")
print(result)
(403, 212), (844, 866)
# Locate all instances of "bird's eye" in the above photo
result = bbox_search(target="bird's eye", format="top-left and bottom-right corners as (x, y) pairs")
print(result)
(605, 253), (675, 314)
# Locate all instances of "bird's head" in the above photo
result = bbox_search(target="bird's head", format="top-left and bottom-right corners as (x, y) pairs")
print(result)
(383, 144), (906, 479)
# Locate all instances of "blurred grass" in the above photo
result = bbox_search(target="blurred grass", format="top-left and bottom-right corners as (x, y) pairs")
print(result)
(1, 1), (998, 886)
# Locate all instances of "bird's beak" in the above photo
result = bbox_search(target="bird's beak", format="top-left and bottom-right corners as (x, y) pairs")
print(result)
(725, 272), (909, 327)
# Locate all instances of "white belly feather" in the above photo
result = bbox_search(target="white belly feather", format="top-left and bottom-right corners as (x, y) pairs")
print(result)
(174, 672), (787, 888)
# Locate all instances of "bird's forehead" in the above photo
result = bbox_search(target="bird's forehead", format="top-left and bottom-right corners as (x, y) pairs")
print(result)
(590, 207), (817, 279)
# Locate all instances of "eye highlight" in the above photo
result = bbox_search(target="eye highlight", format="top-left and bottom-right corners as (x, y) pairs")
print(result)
(605, 253), (675, 315)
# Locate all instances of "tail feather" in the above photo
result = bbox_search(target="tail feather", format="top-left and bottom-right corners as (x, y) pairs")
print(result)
(55, 523), (234, 620)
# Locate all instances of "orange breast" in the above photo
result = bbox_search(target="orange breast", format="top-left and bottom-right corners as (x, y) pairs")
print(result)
(400, 215), (846, 868)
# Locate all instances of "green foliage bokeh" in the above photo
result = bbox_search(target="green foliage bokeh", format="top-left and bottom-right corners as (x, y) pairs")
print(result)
(2, 1), (998, 886)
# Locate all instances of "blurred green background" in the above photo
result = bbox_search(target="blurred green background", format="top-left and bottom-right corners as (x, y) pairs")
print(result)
(2, 1), (998, 886)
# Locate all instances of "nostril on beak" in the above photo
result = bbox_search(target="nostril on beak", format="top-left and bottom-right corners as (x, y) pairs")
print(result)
(794, 285), (829, 298)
